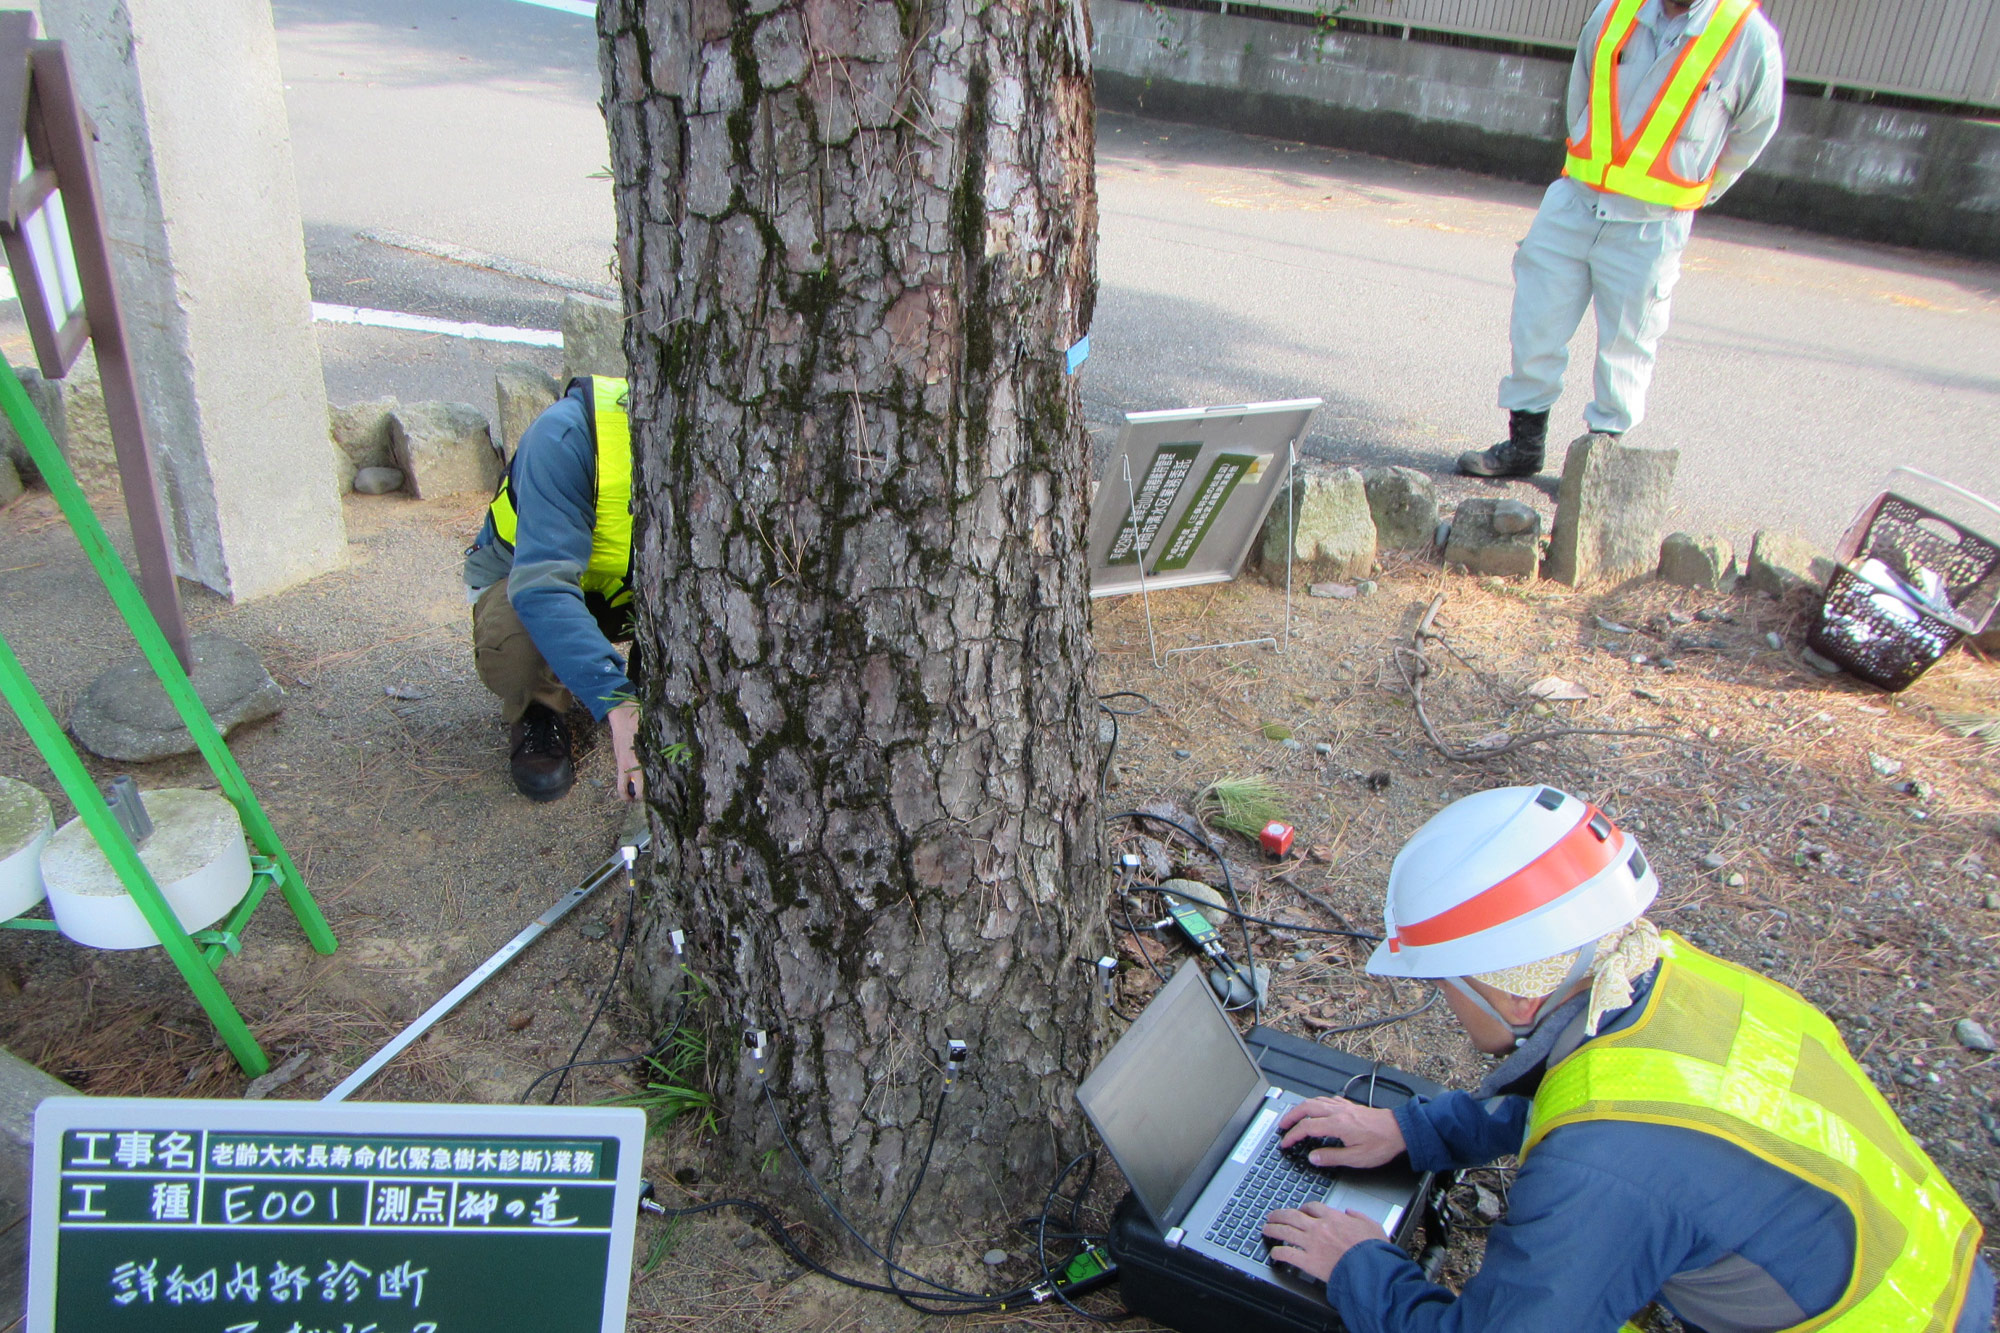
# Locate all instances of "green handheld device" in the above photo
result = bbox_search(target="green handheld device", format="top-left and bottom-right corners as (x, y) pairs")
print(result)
(1166, 898), (1219, 950)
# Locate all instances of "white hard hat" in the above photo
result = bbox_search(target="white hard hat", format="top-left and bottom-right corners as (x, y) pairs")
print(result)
(1366, 786), (1657, 980)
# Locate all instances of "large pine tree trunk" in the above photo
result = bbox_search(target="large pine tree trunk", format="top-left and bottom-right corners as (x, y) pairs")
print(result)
(600, 0), (1102, 1240)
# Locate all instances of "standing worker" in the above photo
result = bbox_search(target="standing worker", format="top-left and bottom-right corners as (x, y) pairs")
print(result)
(1460, 0), (1785, 478)
(464, 376), (643, 805)
(1263, 785), (1993, 1332)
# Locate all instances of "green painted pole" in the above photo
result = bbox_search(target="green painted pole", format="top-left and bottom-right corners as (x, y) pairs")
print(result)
(0, 360), (335, 956)
(0, 630), (270, 1076)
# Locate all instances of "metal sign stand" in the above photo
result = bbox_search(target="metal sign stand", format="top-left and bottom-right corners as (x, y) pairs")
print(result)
(1122, 441), (1297, 665)
(0, 363), (335, 1078)
(322, 839), (646, 1103)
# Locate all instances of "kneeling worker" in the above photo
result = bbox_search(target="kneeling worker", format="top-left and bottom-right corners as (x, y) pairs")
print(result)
(1264, 785), (1992, 1331)
(464, 376), (642, 804)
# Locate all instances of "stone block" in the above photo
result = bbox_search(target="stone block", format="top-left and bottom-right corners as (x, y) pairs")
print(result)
(390, 403), (502, 500)
(0, 455), (20, 508)
(46, 0), (345, 600)
(329, 397), (399, 492)
(1746, 530), (1836, 604)
(1444, 498), (1541, 578)
(1657, 531), (1735, 591)
(352, 467), (406, 496)
(69, 633), (284, 762)
(1, 1045), (72, 1310)
(1362, 465), (1438, 550)
(562, 294), (627, 381)
(495, 362), (562, 462)
(1542, 434), (1679, 586)
(1260, 465), (1376, 582)
(0, 367), (67, 486)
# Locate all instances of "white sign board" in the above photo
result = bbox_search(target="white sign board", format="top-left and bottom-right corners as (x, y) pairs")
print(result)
(1087, 400), (1321, 599)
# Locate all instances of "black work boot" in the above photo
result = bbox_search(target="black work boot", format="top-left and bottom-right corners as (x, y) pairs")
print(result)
(509, 703), (575, 802)
(1458, 410), (1550, 477)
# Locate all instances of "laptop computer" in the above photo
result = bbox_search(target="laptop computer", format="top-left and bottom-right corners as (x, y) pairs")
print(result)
(1078, 963), (1422, 1299)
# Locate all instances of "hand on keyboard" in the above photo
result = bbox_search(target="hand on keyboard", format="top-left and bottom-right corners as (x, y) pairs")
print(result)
(1262, 1200), (1390, 1284)
(1278, 1134), (1345, 1172)
(1277, 1097), (1406, 1169)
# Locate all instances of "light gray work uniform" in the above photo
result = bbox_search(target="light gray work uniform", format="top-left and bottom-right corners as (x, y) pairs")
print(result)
(1497, 0), (1784, 435)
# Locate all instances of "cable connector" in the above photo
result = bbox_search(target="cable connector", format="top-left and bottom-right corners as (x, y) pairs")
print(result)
(1117, 851), (1141, 877)
(668, 928), (685, 956)
(743, 1028), (770, 1092)
(1094, 956), (1117, 1008)
(637, 1178), (666, 1216)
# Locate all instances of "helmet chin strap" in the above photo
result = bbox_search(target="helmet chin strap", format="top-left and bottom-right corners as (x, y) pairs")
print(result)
(1444, 942), (1598, 1048)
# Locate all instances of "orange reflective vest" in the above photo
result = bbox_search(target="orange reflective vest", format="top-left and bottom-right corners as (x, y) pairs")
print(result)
(1563, 0), (1760, 210)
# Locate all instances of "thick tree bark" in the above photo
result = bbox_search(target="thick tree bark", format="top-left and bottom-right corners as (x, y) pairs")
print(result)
(600, 0), (1102, 1241)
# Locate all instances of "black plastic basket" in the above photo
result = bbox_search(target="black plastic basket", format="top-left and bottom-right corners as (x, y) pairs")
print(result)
(1806, 493), (2000, 691)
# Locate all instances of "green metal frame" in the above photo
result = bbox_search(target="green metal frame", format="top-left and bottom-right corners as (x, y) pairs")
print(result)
(0, 359), (336, 1077)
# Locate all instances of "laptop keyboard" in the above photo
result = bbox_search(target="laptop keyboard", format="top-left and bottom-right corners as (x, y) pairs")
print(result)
(1201, 1133), (1331, 1259)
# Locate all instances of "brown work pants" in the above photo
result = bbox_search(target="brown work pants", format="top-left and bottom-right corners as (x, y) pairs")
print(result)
(471, 582), (573, 724)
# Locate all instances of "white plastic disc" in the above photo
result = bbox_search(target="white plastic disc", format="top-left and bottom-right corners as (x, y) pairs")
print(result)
(0, 777), (53, 921)
(40, 788), (252, 950)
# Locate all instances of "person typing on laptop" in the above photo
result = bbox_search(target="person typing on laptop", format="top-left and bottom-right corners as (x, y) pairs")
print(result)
(1262, 785), (1993, 1333)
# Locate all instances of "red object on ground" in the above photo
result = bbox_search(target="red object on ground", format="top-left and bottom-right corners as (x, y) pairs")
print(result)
(1260, 821), (1295, 858)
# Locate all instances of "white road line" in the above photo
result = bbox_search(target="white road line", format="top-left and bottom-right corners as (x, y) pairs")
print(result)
(310, 302), (561, 348)
(510, 0), (595, 15)
(358, 227), (617, 300)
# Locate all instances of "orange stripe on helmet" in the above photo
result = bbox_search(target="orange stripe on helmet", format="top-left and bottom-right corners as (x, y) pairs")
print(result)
(1388, 807), (1624, 951)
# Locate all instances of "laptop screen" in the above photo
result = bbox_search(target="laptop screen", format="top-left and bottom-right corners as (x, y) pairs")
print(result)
(1076, 964), (1267, 1225)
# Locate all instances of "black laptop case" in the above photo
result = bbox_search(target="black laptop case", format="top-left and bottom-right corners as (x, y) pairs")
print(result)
(1107, 1026), (1448, 1333)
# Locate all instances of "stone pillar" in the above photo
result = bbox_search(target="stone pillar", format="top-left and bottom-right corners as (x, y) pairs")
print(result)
(39, 0), (343, 600)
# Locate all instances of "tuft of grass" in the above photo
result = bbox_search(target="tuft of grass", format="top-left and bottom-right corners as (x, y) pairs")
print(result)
(640, 1214), (686, 1273)
(1197, 775), (1289, 839)
(1938, 710), (2000, 751)
(610, 972), (717, 1138)
(614, 1025), (717, 1137)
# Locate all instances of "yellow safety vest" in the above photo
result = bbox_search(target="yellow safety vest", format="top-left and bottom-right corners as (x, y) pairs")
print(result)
(1526, 933), (1980, 1332)
(487, 376), (634, 610)
(1563, 0), (1760, 210)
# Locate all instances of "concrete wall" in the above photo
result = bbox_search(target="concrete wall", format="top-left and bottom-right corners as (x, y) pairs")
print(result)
(1092, 0), (2000, 262)
(43, 0), (346, 601)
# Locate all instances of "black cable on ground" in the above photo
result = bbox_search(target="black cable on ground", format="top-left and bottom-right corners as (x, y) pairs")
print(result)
(1036, 1151), (1128, 1323)
(538, 877), (641, 1105)
(645, 1196), (1016, 1305)
(882, 1078), (983, 1316)
(1177, 897), (1382, 942)
(516, 969), (692, 1105)
(762, 1084), (993, 1301)
(1115, 898), (1170, 984)
(1311, 985), (1440, 1038)
(1112, 809), (1262, 1019)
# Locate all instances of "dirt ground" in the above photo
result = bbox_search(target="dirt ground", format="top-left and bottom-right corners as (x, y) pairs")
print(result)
(2, 472), (1997, 1329)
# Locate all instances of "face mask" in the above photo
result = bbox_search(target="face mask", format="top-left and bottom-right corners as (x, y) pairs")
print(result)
(1444, 943), (1597, 1048)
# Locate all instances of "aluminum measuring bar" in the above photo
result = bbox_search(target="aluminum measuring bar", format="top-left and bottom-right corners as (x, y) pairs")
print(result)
(322, 835), (647, 1103)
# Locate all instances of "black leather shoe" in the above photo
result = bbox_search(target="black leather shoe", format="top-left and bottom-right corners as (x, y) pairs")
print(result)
(1459, 409), (1550, 477)
(509, 703), (575, 802)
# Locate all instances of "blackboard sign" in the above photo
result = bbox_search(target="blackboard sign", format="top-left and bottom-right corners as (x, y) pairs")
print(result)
(26, 1098), (645, 1333)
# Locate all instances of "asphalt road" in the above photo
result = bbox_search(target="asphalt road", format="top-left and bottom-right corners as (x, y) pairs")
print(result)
(275, 0), (2000, 548)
